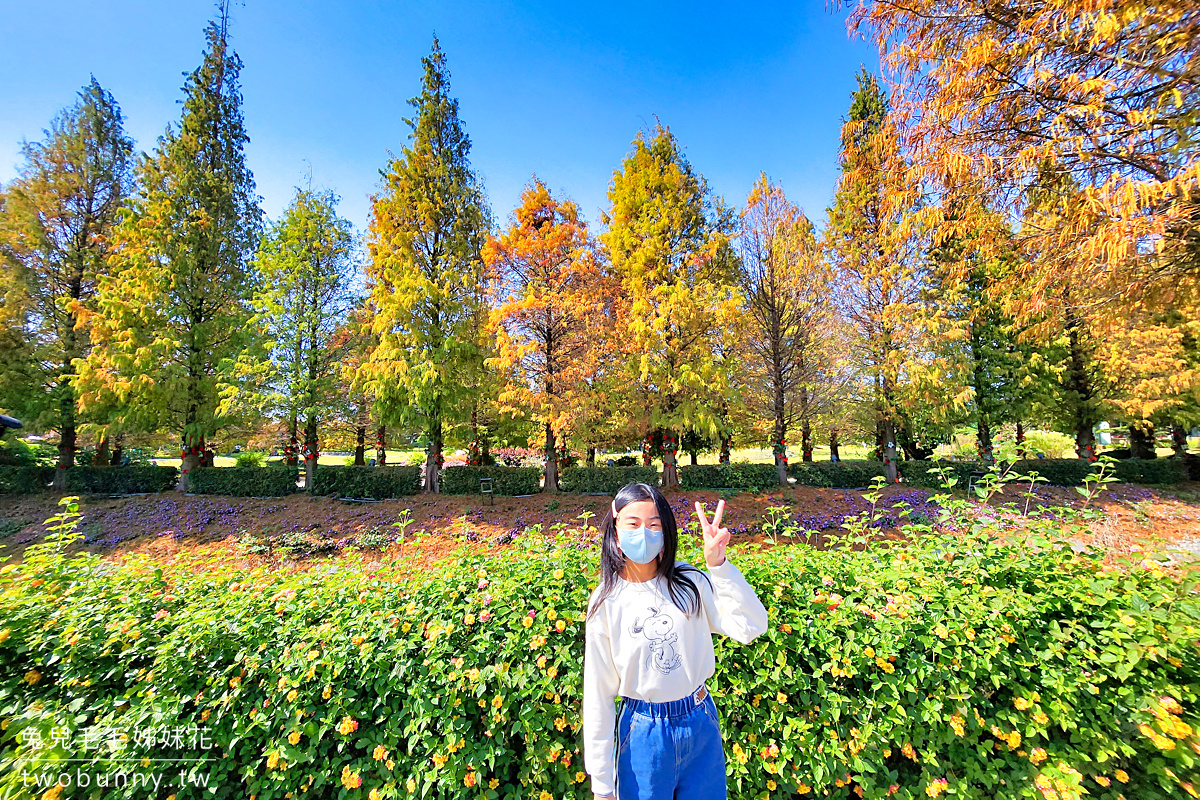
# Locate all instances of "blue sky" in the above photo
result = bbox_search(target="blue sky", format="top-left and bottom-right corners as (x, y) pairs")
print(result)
(0, 1), (878, 237)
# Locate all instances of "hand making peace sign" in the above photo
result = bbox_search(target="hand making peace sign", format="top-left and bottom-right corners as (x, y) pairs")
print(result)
(695, 499), (730, 568)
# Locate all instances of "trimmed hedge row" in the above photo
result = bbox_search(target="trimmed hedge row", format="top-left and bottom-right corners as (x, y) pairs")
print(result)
(898, 460), (983, 489)
(63, 465), (178, 494)
(1112, 457), (1188, 485)
(0, 465), (178, 495)
(679, 463), (781, 491)
(0, 465), (54, 494)
(439, 465), (543, 495)
(189, 466), (299, 497)
(557, 466), (660, 494)
(789, 460), (888, 488)
(1009, 458), (1092, 486)
(310, 465), (422, 499)
(901, 457), (1190, 488)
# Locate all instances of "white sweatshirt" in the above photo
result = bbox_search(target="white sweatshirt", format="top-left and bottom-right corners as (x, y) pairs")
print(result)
(582, 558), (769, 797)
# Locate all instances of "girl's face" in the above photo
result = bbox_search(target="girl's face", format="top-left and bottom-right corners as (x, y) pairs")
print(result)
(613, 499), (662, 532)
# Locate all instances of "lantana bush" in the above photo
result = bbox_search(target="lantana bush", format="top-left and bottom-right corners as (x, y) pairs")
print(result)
(1, 470), (1197, 799)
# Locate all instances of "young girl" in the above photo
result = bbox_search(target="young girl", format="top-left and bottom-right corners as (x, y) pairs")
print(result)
(583, 482), (769, 799)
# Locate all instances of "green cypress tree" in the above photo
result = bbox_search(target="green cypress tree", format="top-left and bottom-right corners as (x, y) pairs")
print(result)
(600, 123), (740, 488)
(220, 187), (358, 488)
(361, 38), (490, 493)
(79, 8), (261, 490)
(0, 79), (134, 483)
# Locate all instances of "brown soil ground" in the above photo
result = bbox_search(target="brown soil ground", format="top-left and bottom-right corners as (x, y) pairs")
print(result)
(2, 482), (1197, 576)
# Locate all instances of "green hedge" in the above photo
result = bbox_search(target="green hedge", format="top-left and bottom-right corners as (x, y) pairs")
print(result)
(0, 465), (179, 495)
(61, 465), (178, 494)
(2, 498), (1196, 799)
(1112, 457), (1188, 485)
(789, 460), (888, 488)
(558, 466), (660, 494)
(310, 465), (422, 499)
(189, 466), (300, 497)
(0, 465), (54, 494)
(679, 463), (781, 491)
(897, 460), (984, 488)
(899, 457), (1190, 488)
(439, 465), (542, 495)
(1008, 458), (1093, 486)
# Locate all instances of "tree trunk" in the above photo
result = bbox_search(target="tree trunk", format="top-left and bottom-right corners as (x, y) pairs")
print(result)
(95, 435), (111, 467)
(800, 387), (813, 462)
(1065, 308), (1099, 461)
(544, 421), (558, 493)
(977, 418), (994, 466)
(829, 428), (840, 463)
(586, 446), (596, 467)
(1015, 420), (1027, 459)
(1172, 423), (1189, 457)
(970, 321), (994, 465)
(304, 416), (318, 489)
(424, 421), (442, 493)
(376, 424), (387, 467)
(1129, 421), (1156, 459)
(558, 442), (570, 479)
(661, 429), (679, 488)
(880, 417), (899, 484)
(287, 414), (299, 467)
(178, 435), (204, 493)
(354, 426), (366, 466)
(1074, 424), (1097, 462)
(690, 450), (698, 466)
(717, 400), (732, 464)
(53, 385), (76, 489)
(180, 450), (200, 491)
(469, 405), (481, 466)
(109, 433), (125, 466)
(354, 400), (367, 466)
(774, 422), (788, 486)
(54, 272), (83, 487)
(773, 370), (787, 484)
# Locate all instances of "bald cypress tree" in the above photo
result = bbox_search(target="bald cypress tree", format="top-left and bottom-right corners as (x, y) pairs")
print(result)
(79, 6), (261, 490)
(361, 38), (490, 493)
(825, 69), (925, 483)
(0, 79), (134, 484)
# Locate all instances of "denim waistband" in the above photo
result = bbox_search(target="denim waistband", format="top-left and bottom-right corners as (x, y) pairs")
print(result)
(619, 683), (709, 719)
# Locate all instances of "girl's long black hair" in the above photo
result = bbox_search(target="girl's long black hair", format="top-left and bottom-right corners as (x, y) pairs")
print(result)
(585, 482), (713, 621)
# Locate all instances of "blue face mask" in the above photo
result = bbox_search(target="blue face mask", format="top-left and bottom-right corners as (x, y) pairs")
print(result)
(617, 523), (664, 564)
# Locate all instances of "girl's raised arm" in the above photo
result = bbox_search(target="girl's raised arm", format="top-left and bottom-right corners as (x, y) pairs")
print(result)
(700, 557), (769, 644)
(695, 500), (768, 644)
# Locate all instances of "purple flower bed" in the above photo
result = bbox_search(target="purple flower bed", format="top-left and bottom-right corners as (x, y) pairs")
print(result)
(13, 478), (1174, 564)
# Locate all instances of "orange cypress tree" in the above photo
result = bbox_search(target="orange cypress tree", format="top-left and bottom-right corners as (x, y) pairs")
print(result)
(738, 173), (844, 481)
(483, 178), (613, 491)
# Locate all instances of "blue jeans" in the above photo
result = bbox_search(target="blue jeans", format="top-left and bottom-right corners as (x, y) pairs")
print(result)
(614, 684), (727, 799)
